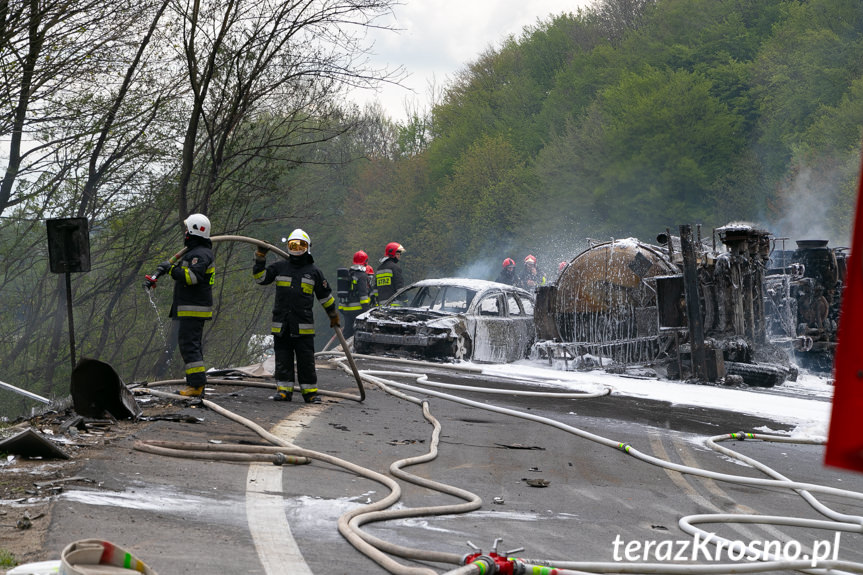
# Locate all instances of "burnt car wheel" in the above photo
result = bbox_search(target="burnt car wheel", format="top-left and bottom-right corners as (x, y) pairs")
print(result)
(453, 333), (472, 361)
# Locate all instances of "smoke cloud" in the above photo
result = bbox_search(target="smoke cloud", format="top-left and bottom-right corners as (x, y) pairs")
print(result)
(770, 164), (851, 248)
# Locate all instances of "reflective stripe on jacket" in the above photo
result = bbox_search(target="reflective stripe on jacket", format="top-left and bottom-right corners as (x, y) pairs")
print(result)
(338, 267), (371, 312)
(375, 257), (403, 303)
(253, 252), (336, 337)
(169, 243), (215, 319)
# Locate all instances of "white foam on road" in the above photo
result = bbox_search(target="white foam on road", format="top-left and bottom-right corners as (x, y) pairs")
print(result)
(479, 360), (833, 438)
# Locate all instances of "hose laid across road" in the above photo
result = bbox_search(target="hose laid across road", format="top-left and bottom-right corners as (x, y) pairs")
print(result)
(133, 356), (609, 574)
(139, 242), (863, 574)
(134, 358), (863, 575)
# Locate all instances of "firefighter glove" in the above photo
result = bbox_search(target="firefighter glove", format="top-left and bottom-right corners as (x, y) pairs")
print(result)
(254, 246), (269, 261)
(329, 314), (340, 328)
(156, 261), (172, 276)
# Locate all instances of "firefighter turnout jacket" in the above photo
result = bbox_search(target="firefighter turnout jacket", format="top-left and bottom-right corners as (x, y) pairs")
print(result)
(253, 252), (337, 336)
(168, 240), (215, 319)
(375, 257), (404, 303)
(338, 265), (371, 314)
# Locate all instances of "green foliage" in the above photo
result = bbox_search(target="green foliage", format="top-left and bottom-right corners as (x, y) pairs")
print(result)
(751, 0), (863, 183)
(429, 13), (595, 182)
(416, 0), (863, 268)
(2, 0), (863, 398)
(536, 66), (745, 239)
(0, 548), (17, 568)
(415, 134), (536, 277)
(338, 154), (432, 284)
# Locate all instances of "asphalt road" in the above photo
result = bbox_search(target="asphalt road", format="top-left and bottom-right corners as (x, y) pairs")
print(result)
(34, 357), (863, 574)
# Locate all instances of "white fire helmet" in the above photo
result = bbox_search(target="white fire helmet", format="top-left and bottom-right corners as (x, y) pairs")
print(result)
(184, 213), (211, 239)
(287, 228), (311, 256)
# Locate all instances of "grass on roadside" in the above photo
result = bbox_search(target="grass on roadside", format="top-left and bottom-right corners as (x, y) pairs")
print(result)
(0, 547), (18, 568)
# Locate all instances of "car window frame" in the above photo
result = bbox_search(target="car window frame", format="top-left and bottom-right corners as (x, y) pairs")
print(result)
(506, 291), (525, 317)
(516, 292), (534, 316)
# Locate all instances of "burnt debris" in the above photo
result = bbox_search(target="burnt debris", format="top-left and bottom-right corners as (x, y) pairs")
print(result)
(533, 223), (845, 385)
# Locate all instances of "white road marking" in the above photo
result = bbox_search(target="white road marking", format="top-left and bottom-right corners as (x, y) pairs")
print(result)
(246, 407), (320, 575)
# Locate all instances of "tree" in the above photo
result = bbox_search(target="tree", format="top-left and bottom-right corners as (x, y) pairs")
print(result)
(0, 0), (404, 414)
(750, 0), (863, 185)
(595, 0), (656, 44)
(0, 0), (168, 217)
(536, 66), (745, 240)
(415, 134), (534, 277)
(170, 0), (399, 222)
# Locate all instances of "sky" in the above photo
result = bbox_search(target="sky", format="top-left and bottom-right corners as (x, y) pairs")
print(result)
(351, 0), (596, 122)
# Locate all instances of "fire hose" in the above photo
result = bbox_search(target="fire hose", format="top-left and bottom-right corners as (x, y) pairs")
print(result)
(142, 234), (364, 401)
(133, 363), (608, 574)
(133, 361), (863, 575)
(137, 246), (863, 575)
(342, 368), (863, 575)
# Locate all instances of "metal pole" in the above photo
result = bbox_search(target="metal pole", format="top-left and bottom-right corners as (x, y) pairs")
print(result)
(680, 224), (707, 380)
(0, 379), (50, 404)
(65, 269), (77, 369)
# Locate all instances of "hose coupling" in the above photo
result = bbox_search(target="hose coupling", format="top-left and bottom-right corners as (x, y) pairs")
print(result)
(616, 442), (631, 453)
(272, 452), (286, 466)
(462, 552), (523, 574)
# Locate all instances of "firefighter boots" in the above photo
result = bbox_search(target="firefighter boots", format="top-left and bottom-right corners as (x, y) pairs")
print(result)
(178, 385), (204, 397)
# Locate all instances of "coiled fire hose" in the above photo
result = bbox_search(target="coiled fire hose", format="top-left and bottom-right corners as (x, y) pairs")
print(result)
(137, 264), (863, 575)
(133, 363), (863, 575)
(133, 360), (609, 574)
(340, 367), (863, 575)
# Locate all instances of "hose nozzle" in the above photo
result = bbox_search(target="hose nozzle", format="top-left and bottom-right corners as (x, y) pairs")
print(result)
(143, 274), (159, 290)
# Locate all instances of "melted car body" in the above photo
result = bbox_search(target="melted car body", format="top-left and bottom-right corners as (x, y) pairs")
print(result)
(352, 278), (535, 363)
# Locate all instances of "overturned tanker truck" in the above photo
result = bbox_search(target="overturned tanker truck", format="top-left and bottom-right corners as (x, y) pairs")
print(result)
(764, 238), (847, 372)
(533, 223), (846, 386)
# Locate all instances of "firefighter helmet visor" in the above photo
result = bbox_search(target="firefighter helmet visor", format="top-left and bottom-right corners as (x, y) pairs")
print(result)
(287, 239), (309, 255)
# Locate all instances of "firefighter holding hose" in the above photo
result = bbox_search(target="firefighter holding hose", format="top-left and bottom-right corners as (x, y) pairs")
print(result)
(144, 213), (215, 397)
(253, 228), (339, 404)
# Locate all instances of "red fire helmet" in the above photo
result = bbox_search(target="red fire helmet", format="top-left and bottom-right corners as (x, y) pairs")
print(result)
(385, 242), (405, 258)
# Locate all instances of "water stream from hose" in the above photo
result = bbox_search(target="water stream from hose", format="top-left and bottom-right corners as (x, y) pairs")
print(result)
(145, 287), (173, 375)
(145, 287), (168, 348)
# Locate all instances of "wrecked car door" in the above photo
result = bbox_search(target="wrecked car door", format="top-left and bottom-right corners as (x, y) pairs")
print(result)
(507, 293), (535, 359)
(470, 292), (516, 362)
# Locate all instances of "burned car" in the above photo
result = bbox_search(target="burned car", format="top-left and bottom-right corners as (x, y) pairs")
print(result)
(352, 278), (535, 362)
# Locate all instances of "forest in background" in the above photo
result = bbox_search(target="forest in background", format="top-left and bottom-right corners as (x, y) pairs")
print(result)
(1, 0), (862, 418)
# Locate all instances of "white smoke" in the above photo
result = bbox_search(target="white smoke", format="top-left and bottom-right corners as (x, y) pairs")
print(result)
(770, 165), (849, 247)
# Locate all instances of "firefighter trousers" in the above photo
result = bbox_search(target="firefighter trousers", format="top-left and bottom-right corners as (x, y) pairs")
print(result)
(273, 334), (317, 393)
(340, 309), (362, 339)
(176, 317), (207, 387)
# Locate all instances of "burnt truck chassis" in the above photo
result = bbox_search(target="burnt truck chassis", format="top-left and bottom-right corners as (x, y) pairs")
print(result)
(533, 224), (846, 386)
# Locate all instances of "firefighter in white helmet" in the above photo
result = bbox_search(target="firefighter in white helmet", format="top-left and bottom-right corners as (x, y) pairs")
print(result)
(147, 213), (215, 397)
(253, 228), (339, 403)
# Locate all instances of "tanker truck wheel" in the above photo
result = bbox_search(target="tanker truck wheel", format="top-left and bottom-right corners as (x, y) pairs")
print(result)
(724, 361), (786, 388)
